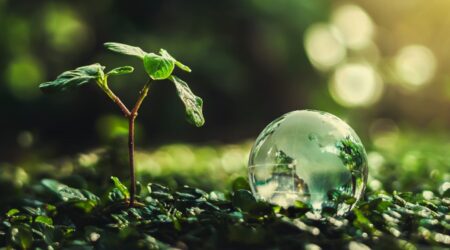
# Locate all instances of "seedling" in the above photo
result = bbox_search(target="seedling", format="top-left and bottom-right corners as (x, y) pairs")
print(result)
(39, 42), (205, 206)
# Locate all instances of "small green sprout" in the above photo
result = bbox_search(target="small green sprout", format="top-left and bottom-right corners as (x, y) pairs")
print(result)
(39, 42), (205, 206)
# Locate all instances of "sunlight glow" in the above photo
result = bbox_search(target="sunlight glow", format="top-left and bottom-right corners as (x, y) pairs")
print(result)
(332, 4), (374, 50)
(395, 45), (437, 87)
(329, 63), (383, 107)
(304, 23), (346, 71)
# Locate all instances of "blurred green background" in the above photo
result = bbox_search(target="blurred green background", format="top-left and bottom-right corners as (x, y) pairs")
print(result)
(1, 0), (449, 195)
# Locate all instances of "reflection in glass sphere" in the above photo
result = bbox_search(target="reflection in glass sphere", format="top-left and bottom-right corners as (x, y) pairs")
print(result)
(248, 110), (368, 216)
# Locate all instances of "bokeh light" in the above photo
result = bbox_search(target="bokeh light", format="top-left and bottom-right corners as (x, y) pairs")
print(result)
(96, 115), (143, 142)
(367, 151), (385, 173)
(78, 152), (100, 168)
(304, 23), (346, 71)
(4, 16), (31, 54)
(329, 63), (383, 107)
(394, 45), (437, 88)
(17, 131), (34, 148)
(369, 118), (400, 150)
(439, 182), (450, 195)
(135, 143), (251, 190)
(43, 5), (91, 52)
(96, 115), (128, 141)
(5, 56), (44, 101)
(331, 4), (374, 50)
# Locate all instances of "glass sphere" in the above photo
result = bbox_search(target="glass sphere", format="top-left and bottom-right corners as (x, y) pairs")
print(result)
(248, 110), (368, 216)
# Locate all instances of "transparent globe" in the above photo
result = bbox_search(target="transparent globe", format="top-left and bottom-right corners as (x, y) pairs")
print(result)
(248, 110), (368, 216)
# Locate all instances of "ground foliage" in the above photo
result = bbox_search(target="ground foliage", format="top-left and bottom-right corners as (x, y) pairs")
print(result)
(0, 175), (448, 250)
(1, 133), (450, 249)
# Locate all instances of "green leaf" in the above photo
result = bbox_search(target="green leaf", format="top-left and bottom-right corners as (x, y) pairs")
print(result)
(39, 63), (104, 92)
(106, 66), (134, 76)
(11, 224), (33, 250)
(168, 76), (205, 127)
(232, 190), (257, 212)
(232, 177), (251, 192)
(111, 176), (130, 199)
(41, 179), (100, 208)
(42, 179), (87, 202)
(6, 208), (20, 217)
(108, 188), (126, 202)
(143, 53), (175, 80)
(159, 49), (191, 72)
(35, 216), (53, 226)
(33, 222), (56, 246)
(104, 42), (146, 59)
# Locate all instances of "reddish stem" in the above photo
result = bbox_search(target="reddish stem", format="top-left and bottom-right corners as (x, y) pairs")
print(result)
(105, 80), (151, 207)
(128, 115), (136, 206)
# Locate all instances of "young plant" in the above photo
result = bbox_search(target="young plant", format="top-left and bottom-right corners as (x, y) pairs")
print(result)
(39, 42), (205, 206)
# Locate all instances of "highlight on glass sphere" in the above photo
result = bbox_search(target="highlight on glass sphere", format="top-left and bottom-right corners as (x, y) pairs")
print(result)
(248, 110), (368, 216)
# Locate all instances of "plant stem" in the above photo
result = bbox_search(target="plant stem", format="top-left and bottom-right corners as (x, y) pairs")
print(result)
(103, 79), (151, 207)
(128, 80), (151, 207)
(131, 81), (151, 115)
(112, 95), (131, 117)
(101, 83), (131, 117)
(128, 115), (136, 206)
